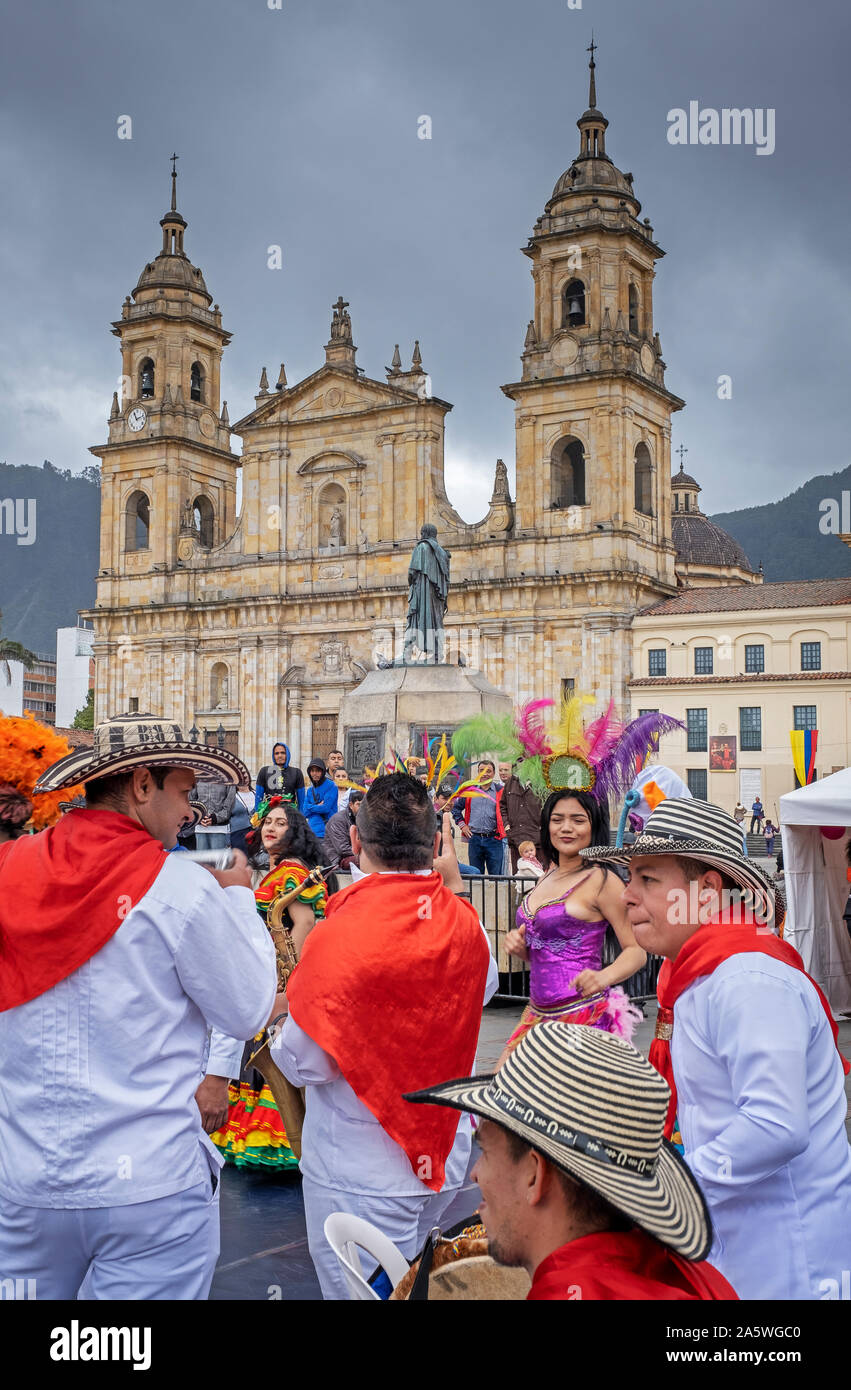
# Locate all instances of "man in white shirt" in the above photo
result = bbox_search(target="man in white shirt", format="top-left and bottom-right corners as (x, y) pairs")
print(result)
(0, 714), (278, 1300)
(272, 772), (498, 1298)
(584, 795), (851, 1300)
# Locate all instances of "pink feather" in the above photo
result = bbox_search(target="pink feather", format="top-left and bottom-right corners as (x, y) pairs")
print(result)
(516, 699), (555, 757)
(584, 700), (624, 765)
(604, 989), (643, 1042)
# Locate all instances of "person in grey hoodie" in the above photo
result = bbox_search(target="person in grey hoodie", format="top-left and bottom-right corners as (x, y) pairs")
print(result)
(193, 781), (237, 851)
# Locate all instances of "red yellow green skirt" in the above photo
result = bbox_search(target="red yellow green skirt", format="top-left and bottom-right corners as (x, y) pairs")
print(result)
(210, 1081), (299, 1171)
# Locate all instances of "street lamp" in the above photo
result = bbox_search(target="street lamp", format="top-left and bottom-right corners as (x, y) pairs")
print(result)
(216, 723), (226, 749)
(188, 723), (199, 743)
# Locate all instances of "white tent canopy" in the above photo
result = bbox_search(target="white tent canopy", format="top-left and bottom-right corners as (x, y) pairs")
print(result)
(780, 767), (851, 1014)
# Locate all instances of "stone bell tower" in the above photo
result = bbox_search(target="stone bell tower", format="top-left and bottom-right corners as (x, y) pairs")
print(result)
(503, 42), (683, 595)
(91, 158), (237, 580)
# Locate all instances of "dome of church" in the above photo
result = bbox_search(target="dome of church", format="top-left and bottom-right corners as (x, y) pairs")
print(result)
(671, 468), (699, 490)
(670, 459), (754, 572)
(134, 251), (210, 301)
(671, 512), (753, 571)
(546, 50), (641, 214)
(550, 154), (636, 204)
(131, 164), (212, 305)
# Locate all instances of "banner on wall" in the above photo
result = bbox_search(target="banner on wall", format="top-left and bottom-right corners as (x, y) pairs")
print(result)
(709, 734), (737, 772)
(790, 729), (818, 786)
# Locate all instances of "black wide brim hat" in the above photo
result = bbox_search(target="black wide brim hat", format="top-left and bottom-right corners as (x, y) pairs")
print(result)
(405, 1022), (712, 1262)
(33, 714), (248, 794)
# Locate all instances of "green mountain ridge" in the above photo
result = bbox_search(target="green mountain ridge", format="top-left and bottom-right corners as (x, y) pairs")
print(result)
(709, 464), (851, 582)
(1, 460), (849, 657)
(0, 461), (100, 655)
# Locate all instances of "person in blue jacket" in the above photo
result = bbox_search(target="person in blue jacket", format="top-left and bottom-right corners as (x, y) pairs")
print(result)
(254, 741), (304, 811)
(302, 757), (337, 841)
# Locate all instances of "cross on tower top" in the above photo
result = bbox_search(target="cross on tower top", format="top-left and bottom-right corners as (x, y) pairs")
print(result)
(675, 443), (689, 470)
(586, 33), (598, 109)
(332, 296), (349, 315)
(169, 152), (179, 212)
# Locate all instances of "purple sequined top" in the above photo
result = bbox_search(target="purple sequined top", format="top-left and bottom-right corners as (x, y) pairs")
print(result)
(516, 873), (610, 1009)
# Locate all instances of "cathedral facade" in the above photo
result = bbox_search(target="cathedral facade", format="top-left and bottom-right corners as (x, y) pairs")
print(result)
(86, 58), (757, 774)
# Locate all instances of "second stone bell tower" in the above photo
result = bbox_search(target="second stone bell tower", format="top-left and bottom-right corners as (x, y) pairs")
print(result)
(503, 41), (683, 595)
(92, 159), (237, 580)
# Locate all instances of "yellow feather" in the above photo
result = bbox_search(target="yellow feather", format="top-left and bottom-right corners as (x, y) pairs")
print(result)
(549, 691), (595, 755)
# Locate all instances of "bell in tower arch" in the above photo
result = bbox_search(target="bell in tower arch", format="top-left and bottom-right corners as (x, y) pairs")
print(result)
(564, 279), (586, 329)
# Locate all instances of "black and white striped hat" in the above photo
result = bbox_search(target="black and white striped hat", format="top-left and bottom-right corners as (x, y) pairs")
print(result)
(33, 713), (247, 793)
(581, 796), (777, 929)
(405, 1022), (712, 1261)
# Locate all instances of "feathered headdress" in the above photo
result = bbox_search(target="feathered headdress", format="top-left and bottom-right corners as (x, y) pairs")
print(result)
(452, 695), (684, 808)
(338, 732), (493, 811)
(0, 713), (84, 830)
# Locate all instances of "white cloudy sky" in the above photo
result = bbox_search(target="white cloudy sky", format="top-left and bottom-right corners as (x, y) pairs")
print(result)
(0, 0), (848, 521)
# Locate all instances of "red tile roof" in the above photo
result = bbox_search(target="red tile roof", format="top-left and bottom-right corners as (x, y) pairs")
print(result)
(631, 672), (851, 687)
(638, 578), (851, 616)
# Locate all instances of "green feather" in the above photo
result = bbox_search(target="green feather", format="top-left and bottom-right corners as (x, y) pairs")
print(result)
(515, 755), (548, 801)
(451, 713), (523, 764)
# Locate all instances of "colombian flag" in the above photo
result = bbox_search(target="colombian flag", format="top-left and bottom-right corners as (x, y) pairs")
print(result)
(790, 728), (818, 786)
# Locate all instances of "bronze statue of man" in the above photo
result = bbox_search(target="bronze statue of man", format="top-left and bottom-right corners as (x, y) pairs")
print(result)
(402, 523), (451, 663)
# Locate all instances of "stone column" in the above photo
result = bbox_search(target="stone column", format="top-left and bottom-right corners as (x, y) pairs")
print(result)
(513, 413), (536, 533)
(540, 262), (554, 342)
(239, 640), (260, 766)
(376, 434), (396, 543)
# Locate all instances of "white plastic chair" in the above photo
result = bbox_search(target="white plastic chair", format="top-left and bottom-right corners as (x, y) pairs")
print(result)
(323, 1212), (411, 1301)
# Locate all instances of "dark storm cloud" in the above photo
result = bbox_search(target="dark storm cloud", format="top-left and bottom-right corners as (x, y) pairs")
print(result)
(0, 0), (847, 519)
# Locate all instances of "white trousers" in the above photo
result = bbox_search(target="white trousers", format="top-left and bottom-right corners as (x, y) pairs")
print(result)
(0, 1179), (220, 1301)
(302, 1177), (469, 1300)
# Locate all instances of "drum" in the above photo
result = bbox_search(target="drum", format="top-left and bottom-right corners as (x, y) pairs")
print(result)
(389, 1222), (531, 1301)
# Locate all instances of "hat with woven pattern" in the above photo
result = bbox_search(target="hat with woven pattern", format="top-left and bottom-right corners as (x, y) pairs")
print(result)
(32, 713), (247, 793)
(581, 796), (777, 929)
(405, 1022), (712, 1261)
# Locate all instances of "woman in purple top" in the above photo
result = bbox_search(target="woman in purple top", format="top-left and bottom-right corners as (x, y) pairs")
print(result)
(503, 789), (645, 1050)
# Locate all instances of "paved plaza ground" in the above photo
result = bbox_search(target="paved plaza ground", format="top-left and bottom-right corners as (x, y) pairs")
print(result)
(211, 1003), (851, 1300)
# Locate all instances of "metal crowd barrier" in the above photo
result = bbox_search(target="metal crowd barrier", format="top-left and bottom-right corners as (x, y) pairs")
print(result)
(464, 873), (662, 1005)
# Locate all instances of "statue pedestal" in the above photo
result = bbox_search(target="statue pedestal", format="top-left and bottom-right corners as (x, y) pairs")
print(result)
(339, 665), (512, 776)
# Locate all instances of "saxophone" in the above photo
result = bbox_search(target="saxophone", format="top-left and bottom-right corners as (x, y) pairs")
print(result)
(247, 862), (338, 1160)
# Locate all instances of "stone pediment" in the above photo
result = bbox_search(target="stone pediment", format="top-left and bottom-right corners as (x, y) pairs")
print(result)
(233, 366), (420, 433)
(297, 449), (367, 476)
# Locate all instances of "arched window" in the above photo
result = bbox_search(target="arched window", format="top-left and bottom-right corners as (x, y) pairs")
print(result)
(125, 490), (150, 551)
(562, 279), (586, 329)
(634, 442), (653, 516)
(628, 283), (639, 335)
(210, 662), (230, 710)
(190, 361), (204, 403)
(139, 358), (155, 400)
(674, 493), (680, 511)
(551, 437), (586, 509)
(192, 495), (214, 549)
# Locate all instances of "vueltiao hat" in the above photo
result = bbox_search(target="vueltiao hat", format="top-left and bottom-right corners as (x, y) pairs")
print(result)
(405, 1022), (712, 1261)
(32, 713), (248, 794)
(580, 796), (777, 929)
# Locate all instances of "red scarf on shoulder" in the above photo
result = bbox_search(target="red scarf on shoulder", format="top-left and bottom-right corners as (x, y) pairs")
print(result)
(287, 872), (490, 1191)
(650, 921), (849, 1137)
(0, 809), (167, 1011)
(529, 1229), (738, 1300)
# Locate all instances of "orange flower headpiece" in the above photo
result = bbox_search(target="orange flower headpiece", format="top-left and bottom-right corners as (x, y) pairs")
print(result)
(0, 713), (85, 830)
